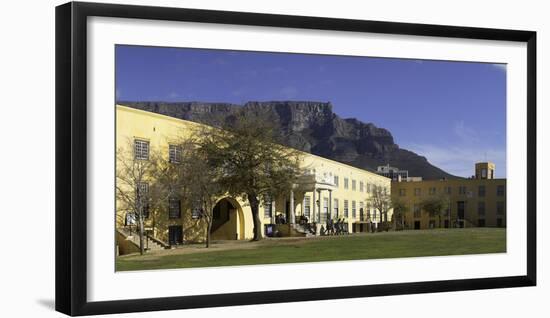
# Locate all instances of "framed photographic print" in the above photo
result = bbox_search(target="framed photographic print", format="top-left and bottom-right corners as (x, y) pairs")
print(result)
(55, 1), (536, 316)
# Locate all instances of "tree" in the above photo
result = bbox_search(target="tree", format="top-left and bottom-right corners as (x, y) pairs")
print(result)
(368, 185), (392, 231)
(116, 138), (175, 255)
(193, 109), (304, 241)
(420, 193), (450, 228)
(391, 197), (408, 230)
(176, 140), (225, 248)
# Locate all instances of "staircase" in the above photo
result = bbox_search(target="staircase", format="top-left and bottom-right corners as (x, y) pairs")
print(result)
(117, 228), (167, 252)
(289, 223), (315, 237)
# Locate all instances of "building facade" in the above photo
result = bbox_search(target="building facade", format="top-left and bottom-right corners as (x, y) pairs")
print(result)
(391, 163), (506, 230)
(116, 105), (392, 250)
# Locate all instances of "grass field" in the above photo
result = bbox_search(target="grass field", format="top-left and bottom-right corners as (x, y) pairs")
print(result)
(116, 228), (506, 271)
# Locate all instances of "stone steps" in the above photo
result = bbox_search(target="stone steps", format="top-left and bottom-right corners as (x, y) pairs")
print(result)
(117, 228), (166, 251)
(290, 223), (316, 237)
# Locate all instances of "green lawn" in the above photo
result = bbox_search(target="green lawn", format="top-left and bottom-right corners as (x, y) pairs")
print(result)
(116, 228), (506, 271)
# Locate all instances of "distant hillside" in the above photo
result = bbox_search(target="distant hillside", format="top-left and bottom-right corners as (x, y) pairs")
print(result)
(120, 101), (457, 180)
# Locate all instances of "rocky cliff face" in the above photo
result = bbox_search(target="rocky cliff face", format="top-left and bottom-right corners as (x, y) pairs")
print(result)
(120, 101), (455, 180)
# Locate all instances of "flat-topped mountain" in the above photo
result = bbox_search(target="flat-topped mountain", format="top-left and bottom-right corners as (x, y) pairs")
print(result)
(119, 101), (456, 180)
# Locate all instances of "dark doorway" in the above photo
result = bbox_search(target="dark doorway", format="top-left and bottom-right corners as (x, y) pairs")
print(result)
(478, 219), (486, 227)
(444, 220), (449, 228)
(497, 218), (503, 227)
(457, 201), (465, 228)
(414, 221), (421, 230)
(168, 225), (183, 245)
(211, 198), (236, 235)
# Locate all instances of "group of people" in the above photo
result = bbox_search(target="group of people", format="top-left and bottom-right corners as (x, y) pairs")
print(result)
(321, 218), (349, 236)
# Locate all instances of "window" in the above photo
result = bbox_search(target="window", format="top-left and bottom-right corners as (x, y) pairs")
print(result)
(497, 185), (505, 196)
(478, 185), (486, 197)
(429, 187), (436, 195)
(168, 197), (181, 219)
(413, 204), (421, 218)
(414, 188), (421, 196)
(367, 183), (371, 193)
(444, 186), (452, 194)
(344, 200), (349, 217)
(168, 144), (181, 163)
(351, 201), (356, 218)
(136, 182), (149, 218)
(399, 189), (406, 197)
(497, 218), (503, 227)
(137, 182), (149, 196)
(478, 201), (486, 217)
(334, 175), (339, 187)
(429, 220), (436, 229)
(359, 181), (364, 192)
(459, 186), (467, 195)
(134, 139), (149, 160)
(344, 178), (349, 189)
(264, 197), (273, 218)
(352, 180), (356, 191)
(304, 196), (311, 218)
(333, 199), (339, 218)
(497, 201), (505, 215)
(481, 169), (487, 178)
(359, 202), (364, 221)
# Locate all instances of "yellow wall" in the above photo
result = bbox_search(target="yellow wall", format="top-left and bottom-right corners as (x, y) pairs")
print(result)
(391, 178), (506, 229)
(116, 105), (256, 242)
(116, 105), (392, 244)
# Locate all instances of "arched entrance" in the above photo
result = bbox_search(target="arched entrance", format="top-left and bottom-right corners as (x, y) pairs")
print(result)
(210, 197), (246, 240)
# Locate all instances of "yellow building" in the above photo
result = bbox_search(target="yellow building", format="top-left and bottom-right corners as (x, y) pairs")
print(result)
(391, 162), (506, 230)
(115, 105), (391, 251)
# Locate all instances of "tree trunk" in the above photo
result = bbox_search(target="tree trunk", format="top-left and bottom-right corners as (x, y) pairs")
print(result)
(206, 219), (212, 248)
(138, 214), (145, 255)
(248, 194), (262, 241)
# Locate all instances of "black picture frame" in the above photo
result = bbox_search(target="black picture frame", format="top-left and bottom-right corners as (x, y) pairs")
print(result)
(55, 1), (537, 316)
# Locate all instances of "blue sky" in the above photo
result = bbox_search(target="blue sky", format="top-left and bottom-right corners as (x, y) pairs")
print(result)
(116, 45), (507, 178)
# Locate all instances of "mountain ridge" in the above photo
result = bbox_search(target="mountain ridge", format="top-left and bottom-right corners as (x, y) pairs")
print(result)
(119, 100), (457, 180)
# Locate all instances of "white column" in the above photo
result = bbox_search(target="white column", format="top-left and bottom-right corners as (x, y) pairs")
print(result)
(312, 188), (316, 223)
(289, 189), (295, 224)
(271, 199), (276, 224)
(317, 189), (322, 222)
(302, 192), (306, 217)
(328, 190), (332, 221)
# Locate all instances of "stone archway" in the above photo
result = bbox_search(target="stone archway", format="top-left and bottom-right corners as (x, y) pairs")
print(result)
(210, 197), (246, 240)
